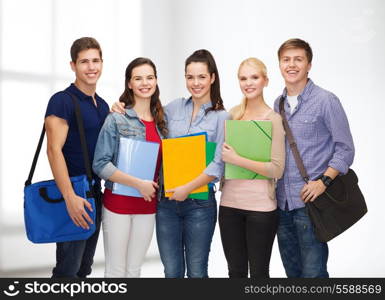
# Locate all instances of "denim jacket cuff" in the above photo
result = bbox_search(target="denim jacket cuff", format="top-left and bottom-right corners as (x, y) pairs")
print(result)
(99, 163), (118, 181)
(203, 167), (221, 183)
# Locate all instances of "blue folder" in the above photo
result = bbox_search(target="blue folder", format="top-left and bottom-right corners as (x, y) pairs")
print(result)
(112, 137), (160, 197)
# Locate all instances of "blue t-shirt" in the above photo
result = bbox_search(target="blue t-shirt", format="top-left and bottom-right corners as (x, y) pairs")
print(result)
(45, 84), (109, 186)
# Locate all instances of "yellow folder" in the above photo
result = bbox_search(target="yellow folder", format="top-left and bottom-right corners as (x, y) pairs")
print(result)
(162, 134), (208, 197)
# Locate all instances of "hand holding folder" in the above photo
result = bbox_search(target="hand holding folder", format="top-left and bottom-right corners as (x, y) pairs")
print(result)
(113, 137), (160, 197)
(225, 120), (272, 180)
(162, 134), (207, 197)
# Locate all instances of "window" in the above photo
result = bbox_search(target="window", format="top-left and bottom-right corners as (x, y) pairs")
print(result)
(0, 0), (142, 225)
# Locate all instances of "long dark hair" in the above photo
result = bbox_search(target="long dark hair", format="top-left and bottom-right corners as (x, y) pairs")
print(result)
(184, 49), (225, 114)
(119, 57), (167, 136)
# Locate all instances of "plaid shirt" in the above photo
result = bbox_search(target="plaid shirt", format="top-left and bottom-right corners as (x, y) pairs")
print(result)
(274, 79), (355, 211)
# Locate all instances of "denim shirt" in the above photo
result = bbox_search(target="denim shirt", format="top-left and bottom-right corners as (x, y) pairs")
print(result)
(164, 97), (231, 183)
(92, 108), (164, 191)
(273, 79), (355, 211)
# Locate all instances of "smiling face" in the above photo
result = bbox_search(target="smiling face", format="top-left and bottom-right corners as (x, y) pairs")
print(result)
(70, 48), (102, 89)
(128, 64), (157, 101)
(185, 62), (215, 103)
(279, 48), (311, 88)
(238, 63), (268, 100)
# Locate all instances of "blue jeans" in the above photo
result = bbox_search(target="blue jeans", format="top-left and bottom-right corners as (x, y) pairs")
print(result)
(156, 191), (217, 278)
(277, 207), (329, 278)
(52, 192), (102, 278)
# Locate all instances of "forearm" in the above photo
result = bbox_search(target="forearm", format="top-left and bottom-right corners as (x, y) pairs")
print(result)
(184, 173), (215, 194)
(323, 167), (339, 180)
(45, 115), (93, 228)
(108, 169), (142, 190)
(232, 156), (270, 178)
(47, 144), (93, 228)
(301, 167), (340, 202)
(47, 147), (75, 199)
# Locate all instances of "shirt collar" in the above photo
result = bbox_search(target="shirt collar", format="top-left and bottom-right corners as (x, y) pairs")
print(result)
(282, 78), (315, 102)
(184, 97), (213, 110)
(68, 83), (101, 102)
(124, 107), (138, 118)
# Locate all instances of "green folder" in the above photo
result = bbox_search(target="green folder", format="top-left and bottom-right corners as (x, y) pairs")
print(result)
(189, 142), (217, 200)
(225, 120), (272, 179)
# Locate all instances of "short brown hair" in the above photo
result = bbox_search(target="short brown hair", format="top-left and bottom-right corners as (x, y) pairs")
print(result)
(70, 37), (102, 62)
(278, 38), (313, 63)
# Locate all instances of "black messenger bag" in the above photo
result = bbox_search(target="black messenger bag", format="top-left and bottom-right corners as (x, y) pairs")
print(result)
(279, 98), (367, 242)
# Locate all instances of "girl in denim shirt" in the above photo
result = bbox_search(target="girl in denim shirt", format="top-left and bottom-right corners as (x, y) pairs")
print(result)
(93, 58), (167, 277)
(156, 50), (229, 278)
(112, 50), (230, 278)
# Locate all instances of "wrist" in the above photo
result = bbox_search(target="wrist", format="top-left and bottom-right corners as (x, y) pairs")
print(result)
(232, 154), (242, 166)
(181, 183), (191, 193)
(63, 187), (76, 201)
(132, 178), (143, 190)
(319, 175), (332, 187)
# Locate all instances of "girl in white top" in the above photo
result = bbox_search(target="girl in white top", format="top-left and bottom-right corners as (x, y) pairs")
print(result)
(219, 57), (285, 278)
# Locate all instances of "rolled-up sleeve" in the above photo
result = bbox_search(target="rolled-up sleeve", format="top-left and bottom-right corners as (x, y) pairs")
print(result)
(324, 94), (355, 174)
(92, 114), (119, 180)
(265, 113), (286, 179)
(204, 111), (231, 181)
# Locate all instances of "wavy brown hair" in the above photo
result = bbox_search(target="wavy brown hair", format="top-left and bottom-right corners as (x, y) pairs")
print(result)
(119, 57), (167, 137)
(185, 49), (225, 114)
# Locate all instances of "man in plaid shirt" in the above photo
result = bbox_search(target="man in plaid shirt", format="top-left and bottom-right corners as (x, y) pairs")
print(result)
(274, 39), (355, 278)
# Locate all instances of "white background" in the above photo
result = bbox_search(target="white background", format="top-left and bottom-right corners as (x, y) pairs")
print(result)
(0, 0), (384, 277)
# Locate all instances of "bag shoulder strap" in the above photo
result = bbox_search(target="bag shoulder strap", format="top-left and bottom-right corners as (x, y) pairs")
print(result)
(65, 91), (93, 184)
(25, 91), (93, 186)
(25, 124), (45, 186)
(279, 96), (309, 183)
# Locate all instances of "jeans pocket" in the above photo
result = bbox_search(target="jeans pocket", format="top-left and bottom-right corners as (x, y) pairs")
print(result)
(191, 199), (213, 207)
(296, 217), (318, 247)
(158, 196), (170, 204)
(191, 192), (216, 207)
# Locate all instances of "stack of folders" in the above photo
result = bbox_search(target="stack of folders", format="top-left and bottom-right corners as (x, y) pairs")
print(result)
(225, 120), (272, 180)
(162, 132), (216, 200)
(112, 137), (160, 197)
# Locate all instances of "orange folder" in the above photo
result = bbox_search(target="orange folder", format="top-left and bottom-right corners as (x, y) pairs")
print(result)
(162, 134), (208, 197)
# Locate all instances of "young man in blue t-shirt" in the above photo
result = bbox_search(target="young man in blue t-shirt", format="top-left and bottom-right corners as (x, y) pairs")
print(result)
(45, 37), (109, 277)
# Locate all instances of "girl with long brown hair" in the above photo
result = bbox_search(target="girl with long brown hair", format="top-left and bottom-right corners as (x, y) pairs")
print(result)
(93, 57), (166, 277)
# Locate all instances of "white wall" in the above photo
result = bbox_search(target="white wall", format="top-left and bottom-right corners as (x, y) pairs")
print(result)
(0, 0), (143, 273)
(141, 0), (385, 277)
(0, 0), (384, 276)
